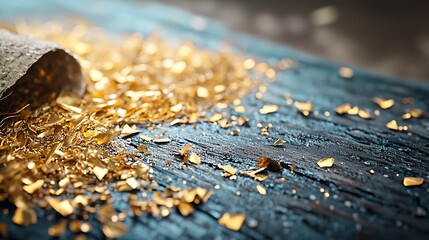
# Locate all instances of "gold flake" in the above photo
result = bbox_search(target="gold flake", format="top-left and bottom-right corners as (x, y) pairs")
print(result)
(23, 179), (44, 194)
(170, 103), (183, 113)
(294, 101), (313, 116)
(357, 109), (372, 119)
(335, 103), (351, 115)
(179, 144), (193, 155)
(197, 87), (209, 98)
(272, 138), (286, 146)
(102, 221), (128, 239)
(70, 221), (92, 233)
(218, 213), (246, 231)
(259, 104), (278, 114)
(218, 164), (238, 175)
(12, 208), (37, 226)
(209, 113), (223, 122)
(126, 177), (140, 189)
(189, 153), (201, 165)
(120, 124), (140, 138)
(153, 138), (172, 144)
(140, 135), (153, 141)
(46, 197), (74, 217)
(386, 120), (407, 131)
(402, 108), (423, 119)
(93, 132), (116, 145)
(339, 67), (354, 78)
(177, 202), (194, 217)
(373, 97), (394, 109)
(58, 103), (82, 114)
(93, 166), (108, 180)
(230, 129), (240, 136)
(256, 185), (266, 195)
(48, 219), (67, 237)
(317, 157), (335, 168)
(234, 106), (246, 113)
(403, 177), (424, 187)
(257, 156), (282, 171)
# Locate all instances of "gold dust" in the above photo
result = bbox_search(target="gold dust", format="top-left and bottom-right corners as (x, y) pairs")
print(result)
(317, 157), (335, 168)
(373, 97), (395, 109)
(218, 212), (246, 231)
(403, 177), (424, 187)
(335, 103), (372, 119)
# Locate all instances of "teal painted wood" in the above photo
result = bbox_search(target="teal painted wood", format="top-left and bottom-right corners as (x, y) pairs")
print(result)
(0, 1), (428, 239)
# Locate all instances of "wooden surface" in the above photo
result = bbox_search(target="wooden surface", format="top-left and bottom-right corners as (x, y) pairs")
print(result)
(1, 1), (429, 239)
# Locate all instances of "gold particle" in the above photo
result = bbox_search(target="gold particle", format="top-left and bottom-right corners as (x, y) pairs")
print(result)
(259, 104), (279, 114)
(256, 185), (266, 195)
(403, 177), (424, 187)
(373, 97), (395, 109)
(272, 138), (286, 146)
(317, 157), (335, 168)
(189, 153), (201, 165)
(339, 67), (354, 78)
(218, 213), (246, 231)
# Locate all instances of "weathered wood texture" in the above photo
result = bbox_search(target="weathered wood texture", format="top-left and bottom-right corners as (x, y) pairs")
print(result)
(1, 1), (428, 239)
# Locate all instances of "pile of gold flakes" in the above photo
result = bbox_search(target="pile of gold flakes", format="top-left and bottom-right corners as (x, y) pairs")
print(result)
(0, 21), (277, 238)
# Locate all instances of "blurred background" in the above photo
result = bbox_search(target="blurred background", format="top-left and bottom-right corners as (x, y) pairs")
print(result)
(143, 0), (429, 82)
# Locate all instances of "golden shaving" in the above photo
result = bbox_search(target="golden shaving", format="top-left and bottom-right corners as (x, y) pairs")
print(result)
(218, 212), (246, 231)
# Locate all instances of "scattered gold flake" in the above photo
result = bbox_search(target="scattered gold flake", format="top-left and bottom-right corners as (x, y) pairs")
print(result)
(93, 166), (108, 180)
(189, 153), (201, 165)
(317, 157), (335, 168)
(402, 108), (423, 119)
(12, 208), (37, 226)
(102, 221), (128, 239)
(23, 179), (44, 194)
(120, 124), (140, 138)
(259, 104), (278, 114)
(153, 138), (172, 144)
(294, 101), (313, 116)
(373, 97), (395, 109)
(386, 120), (408, 131)
(48, 219), (67, 237)
(339, 67), (354, 78)
(403, 177), (424, 187)
(256, 185), (266, 195)
(257, 156), (282, 171)
(335, 103), (372, 119)
(0, 20), (275, 236)
(46, 197), (74, 217)
(272, 138), (286, 146)
(218, 213), (246, 231)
